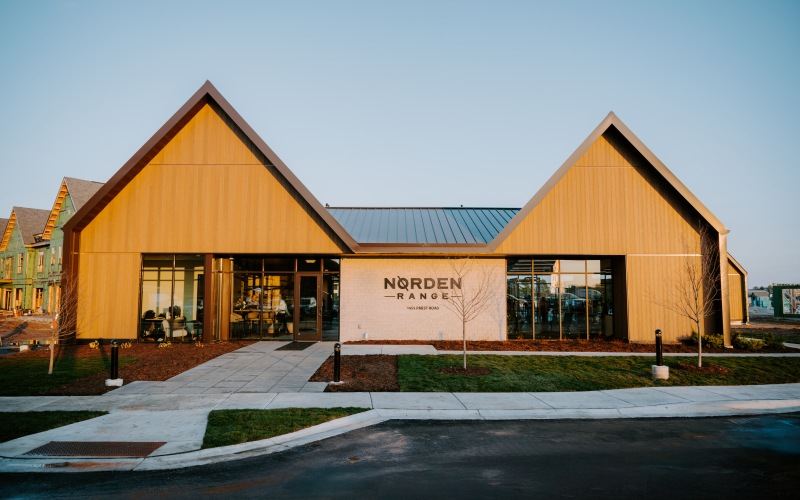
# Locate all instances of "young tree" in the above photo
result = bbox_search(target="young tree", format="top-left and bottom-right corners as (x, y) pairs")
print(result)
(47, 272), (84, 375)
(653, 223), (720, 368)
(439, 257), (499, 369)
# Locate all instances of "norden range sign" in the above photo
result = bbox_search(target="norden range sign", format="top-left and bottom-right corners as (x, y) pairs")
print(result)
(383, 276), (462, 311)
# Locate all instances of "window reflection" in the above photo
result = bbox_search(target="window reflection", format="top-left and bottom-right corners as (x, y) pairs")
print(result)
(140, 255), (204, 342)
(507, 275), (533, 339)
(511, 258), (614, 341)
(220, 256), (339, 341)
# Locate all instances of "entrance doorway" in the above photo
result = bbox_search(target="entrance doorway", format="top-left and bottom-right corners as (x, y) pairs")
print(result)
(295, 275), (320, 341)
(217, 256), (340, 342)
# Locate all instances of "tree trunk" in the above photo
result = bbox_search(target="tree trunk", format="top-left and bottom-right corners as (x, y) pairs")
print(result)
(48, 343), (55, 375)
(462, 319), (467, 369)
(697, 319), (703, 368)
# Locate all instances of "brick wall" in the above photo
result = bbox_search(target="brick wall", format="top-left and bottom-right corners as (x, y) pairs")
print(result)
(340, 258), (507, 341)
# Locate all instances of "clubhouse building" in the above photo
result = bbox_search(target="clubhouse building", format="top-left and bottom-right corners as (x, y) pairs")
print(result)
(60, 82), (748, 346)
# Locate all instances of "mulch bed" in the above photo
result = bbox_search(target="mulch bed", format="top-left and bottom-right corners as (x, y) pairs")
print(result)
(10, 341), (253, 395)
(310, 355), (399, 392)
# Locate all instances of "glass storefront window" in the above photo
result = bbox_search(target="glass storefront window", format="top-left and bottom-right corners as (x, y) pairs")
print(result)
(297, 259), (320, 272)
(507, 259), (532, 274)
(264, 258), (295, 272)
(222, 256), (339, 341)
(234, 258), (262, 272)
(560, 274), (587, 339)
(321, 274), (340, 340)
(231, 272), (294, 340)
(534, 274), (558, 339)
(560, 260), (585, 273)
(507, 275), (533, 339)
(511, 258), (615, 341)
(533, 260), (557, 273)
(140, 255), (204, 342)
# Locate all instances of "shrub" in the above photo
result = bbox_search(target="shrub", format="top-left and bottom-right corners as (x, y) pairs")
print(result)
(732, 330), (763, 351)
(762, 333), (784, 348)
(686, 331), (724, 349)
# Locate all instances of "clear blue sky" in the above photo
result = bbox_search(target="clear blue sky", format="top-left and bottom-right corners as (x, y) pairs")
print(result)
(1, 0), (797, 286)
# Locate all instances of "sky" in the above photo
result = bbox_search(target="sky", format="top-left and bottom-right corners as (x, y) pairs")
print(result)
(0, 0), (797, 286)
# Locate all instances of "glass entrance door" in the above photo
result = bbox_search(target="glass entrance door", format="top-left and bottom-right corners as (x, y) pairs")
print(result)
(295, 274), (320, 341)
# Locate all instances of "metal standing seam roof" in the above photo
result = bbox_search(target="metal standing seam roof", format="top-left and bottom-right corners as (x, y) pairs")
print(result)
(327, 208), (520, 245)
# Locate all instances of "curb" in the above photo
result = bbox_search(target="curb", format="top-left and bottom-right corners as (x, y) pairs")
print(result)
(2, 400), (800, 473)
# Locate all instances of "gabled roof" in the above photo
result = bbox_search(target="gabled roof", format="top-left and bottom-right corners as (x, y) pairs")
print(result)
(0, 207), (50, 250)
(43, 177), (104, 239)
(727, 253), (748, 276)
(62, 81), (358, 252)
(65, 177), (104, 210)
(0, 218), (7, 238)
(488, 112), (729, 251)
(328, 207), (519, 245)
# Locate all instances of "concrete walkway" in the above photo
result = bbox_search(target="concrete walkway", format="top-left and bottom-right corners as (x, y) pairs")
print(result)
(1, 341), (799, 473)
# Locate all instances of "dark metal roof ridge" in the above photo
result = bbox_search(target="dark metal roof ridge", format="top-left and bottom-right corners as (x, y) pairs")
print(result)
(487, 112), (729, 252)
(63, 81), (358, 252)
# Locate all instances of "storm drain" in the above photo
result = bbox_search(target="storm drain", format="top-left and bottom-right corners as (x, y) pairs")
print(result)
(23, 441), (167, 457)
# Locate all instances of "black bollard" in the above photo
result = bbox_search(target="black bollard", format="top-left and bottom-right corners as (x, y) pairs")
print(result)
(333, 342), (341, 383)
(655, 329), (663, 366)
(110, 340), (119, 380)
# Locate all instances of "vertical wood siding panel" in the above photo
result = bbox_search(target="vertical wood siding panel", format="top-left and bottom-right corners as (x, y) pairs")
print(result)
(77, 253), (140, 339)
(80, 104), (344, 255)
(626, 255), (697, 343)
(495, 162), (698, 255)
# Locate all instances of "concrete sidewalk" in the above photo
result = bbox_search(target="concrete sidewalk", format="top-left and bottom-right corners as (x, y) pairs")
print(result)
(1, 341), (799, 473)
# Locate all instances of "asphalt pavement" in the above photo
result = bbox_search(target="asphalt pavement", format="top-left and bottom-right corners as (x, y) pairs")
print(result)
(1, 341), (799, 473)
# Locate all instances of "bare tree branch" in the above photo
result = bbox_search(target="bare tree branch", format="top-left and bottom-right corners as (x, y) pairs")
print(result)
(439, 257), (498, 369)
(650, 222), (720, 367)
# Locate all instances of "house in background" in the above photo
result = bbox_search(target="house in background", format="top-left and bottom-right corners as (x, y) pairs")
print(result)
(0, 178), (103, 315)
(0, 207), (50, 313)
(39, 177), (104, 314)
(749, 289), (770, 309)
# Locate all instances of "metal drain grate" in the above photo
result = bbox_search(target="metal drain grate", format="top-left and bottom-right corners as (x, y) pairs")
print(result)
(276, 341), (316, 351)
(24, 441), (167, 457)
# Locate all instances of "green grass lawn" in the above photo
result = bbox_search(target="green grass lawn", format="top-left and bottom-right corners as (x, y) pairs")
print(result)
(0, 411), (108, 443)
(203, 408), (368, 449)
(744, 332), (800, 344)
(0, 356), (137, 396)
(397, 355), (800, 392)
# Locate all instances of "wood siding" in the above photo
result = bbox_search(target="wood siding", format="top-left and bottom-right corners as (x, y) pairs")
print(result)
(728, 260), (745, 323)
(77, 252), (141, 339)
(626, 255), (697, 343)
(494, 132), (719, 343)
(495, 134), (701, 256)
(76, 104), (346, 339)
(79, 105), (346, 255)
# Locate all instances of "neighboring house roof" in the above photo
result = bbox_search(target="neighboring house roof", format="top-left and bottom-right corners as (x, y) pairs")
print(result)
(328, 207), (519, 245)
(0, 218), (8, 237)
(43, 177), (104, 239)
(488, 112), (729, 252)
(0, 207), (50, 250)
(63, 80), (358, 252)
(64, 177), (104, 210)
